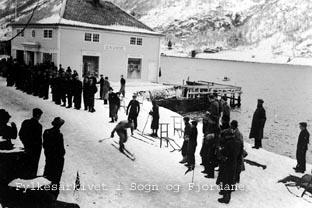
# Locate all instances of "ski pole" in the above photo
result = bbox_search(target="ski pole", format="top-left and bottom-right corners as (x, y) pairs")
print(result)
(142, 114), (150, 134)
(192, 167), (195, 183)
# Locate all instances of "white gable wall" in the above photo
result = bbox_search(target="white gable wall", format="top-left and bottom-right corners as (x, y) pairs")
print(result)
(59, 26), (161, 82)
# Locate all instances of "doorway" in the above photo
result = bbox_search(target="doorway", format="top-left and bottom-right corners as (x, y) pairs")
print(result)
(82, 56), (99, 77)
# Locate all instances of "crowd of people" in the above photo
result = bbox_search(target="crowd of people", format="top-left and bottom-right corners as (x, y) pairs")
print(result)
(0, 108), (66, 201)
(0, 57), (310, 205)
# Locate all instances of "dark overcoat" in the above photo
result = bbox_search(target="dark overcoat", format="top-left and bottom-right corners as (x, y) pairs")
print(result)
(249, 106), (266, 139)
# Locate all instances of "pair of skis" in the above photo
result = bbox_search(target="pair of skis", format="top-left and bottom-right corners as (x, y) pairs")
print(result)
(111, 141), (136, 161)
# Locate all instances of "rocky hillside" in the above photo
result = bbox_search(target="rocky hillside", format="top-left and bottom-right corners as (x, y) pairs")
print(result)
(1, 0), (312, 60)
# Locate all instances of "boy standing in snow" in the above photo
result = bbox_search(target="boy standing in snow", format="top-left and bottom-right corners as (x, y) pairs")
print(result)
(127, 94), (140, 132)
(180, 117), (191, 164)
(111, 120), (134, 152)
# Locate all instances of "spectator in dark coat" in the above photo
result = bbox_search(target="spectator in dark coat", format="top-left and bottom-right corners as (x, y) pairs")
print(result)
(108, 88), (120, 123)
(149, 101), (159, 137)
(19, 108), (43, 178)
(103, 77), (110, 104)
(43, 117), (66, 199)
(83, 77), (90, 111)
(0, 109), (17, 150)
(221, 96), (230, 130)
(127, 94), (140, 133)
(209, 94), (220, 124)
(249, 99), (266, 149)
(201, 114), (220, 178)
(216, 121), (241, 204)
(186, 121), (198, 169)
(98, 75), (104, 100)
(73, 76), (82, 110)
(87, 77), (98, 113)
(119, 75), (126, 97)
(66, 76), (74, 108)
(180, 117), (191, 164)
(231, 120), (244, 184)
(294, 122), (310, 173)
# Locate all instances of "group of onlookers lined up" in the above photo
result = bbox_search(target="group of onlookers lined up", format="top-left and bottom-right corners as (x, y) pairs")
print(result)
(0, 57), (126, 116)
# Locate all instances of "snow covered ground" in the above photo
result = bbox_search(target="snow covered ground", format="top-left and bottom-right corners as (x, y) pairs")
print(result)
(0, 77), (311, 208)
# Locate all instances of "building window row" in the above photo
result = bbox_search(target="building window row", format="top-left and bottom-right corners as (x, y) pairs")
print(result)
(130, 37), (143, 46)
(85, 33), (100, 42)
(16, 29), (53, 38)
(44, 30), (53, 38)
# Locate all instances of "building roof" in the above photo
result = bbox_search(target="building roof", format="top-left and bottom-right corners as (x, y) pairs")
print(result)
(11, 0), (161, 36)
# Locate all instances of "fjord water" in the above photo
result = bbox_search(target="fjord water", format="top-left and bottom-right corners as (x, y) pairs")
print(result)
(160, 56), (312, 162)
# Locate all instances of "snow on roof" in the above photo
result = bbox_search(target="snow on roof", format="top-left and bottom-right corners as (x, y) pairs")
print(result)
(11, 0), (159, 35)
(59, 18), (162, 36)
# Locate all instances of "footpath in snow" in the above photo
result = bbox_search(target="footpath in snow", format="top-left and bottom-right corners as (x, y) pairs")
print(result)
(0, 77), (311, 208)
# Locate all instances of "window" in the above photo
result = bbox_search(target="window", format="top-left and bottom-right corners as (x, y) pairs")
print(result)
(43, 30), (53, 38)
(32, 30), (36, 38)
(85, 33), (92, 41)
(93, 34), (99, 42)
(137, 38), (143, 45)
(130, 37), (136, 45)
(16, 29), (24, 37)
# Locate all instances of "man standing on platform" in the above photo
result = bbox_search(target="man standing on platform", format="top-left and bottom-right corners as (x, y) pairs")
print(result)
(249, 99), (266, 149)
(19, 108), (43, 178)
(294, 122), (310, 173)
(127, 94), (140, 133)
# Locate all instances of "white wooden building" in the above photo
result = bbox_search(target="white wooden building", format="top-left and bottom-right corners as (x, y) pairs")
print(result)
(10, 0), (162, 82)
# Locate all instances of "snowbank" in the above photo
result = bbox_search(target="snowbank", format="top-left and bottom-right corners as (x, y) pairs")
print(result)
(0, 77), (311, 207)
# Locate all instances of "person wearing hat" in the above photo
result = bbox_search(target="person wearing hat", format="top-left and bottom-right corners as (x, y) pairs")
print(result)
(98, 74), (105, 100)
(216, 120), (242, 204)
(0, 109), (17, 150)
(294, 122), (310, 173)
(19, 108), (43, 178)
(103, 76), (110, 105)
(186, 120), (198, 169)
(249, 99), (266, 149)
(179, 117), (191, 164)
(119, 75), (126, 97)
(127, 94), (140, 132)
(43, 117), (66, 199)
(220, 96), (230, 130)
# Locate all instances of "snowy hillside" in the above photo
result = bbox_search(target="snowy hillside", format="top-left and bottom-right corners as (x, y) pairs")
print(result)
(0, 0), (312, 63)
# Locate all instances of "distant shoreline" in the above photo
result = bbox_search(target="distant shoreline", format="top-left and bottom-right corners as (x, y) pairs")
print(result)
(160, 54), (312, 68)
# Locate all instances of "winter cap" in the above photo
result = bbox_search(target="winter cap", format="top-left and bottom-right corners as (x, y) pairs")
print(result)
(299, 122), (307, 128)
(230, 120), (238, 128)
(183, 117), (190, 122)
(33, 108), (43, 117)
(52, 117), (65, 127)
(0, 109), (11, 121)
(191, 120), (198, 126)
(257, 99), (264, 104)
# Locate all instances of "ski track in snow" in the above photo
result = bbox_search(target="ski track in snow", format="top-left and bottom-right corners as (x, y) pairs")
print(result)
(0, 77), (311, 208)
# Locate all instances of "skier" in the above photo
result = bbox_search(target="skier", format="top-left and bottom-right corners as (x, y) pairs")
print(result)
(111, 120), (134, 152)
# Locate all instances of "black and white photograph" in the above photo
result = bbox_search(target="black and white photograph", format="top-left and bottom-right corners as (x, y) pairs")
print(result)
(0, 0), (312, 207)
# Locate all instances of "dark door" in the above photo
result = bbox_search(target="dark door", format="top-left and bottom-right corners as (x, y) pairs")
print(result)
(82, 56), (99, 77)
